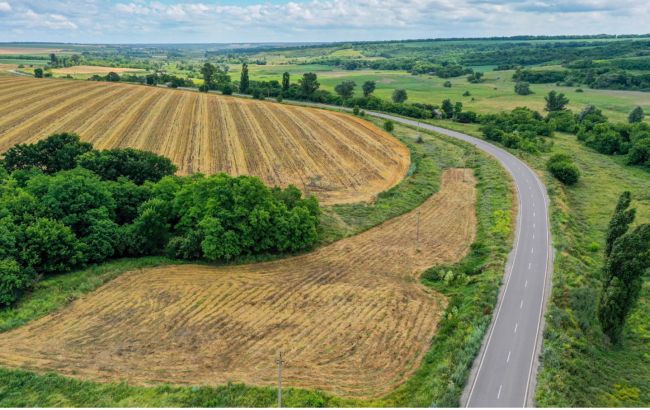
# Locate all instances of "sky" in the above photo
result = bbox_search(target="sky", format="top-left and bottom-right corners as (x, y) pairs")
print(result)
(0, 0), (649, 44)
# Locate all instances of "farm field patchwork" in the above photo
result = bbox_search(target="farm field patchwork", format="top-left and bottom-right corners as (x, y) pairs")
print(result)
(0, 76), (409, 204)
(0, 47), (62, 55)
(51, 65), (146, 75)
(0, 168), (476, 398)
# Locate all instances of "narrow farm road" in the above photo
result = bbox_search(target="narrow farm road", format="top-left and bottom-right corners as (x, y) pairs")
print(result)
(366, 112), (554, 407)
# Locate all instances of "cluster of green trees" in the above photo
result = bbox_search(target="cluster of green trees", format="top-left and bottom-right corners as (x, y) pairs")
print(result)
(567, 106), (650, 167)
(546, 153), (580, 185)
(299, 57), (474, 78)
(466, 72), (484, 83)
(46, 53), (82, 69)
(0, 134), (320, 308)
(480, 107), (554, 153)
(462, 39), (650, 67)
(513, 69), (568, 84)
(83, 70), (194, 88)
(235, 68), (435, 119)
(598, 192), (650, 343)
(513, 67), (650, 92)
(198, 62), (233, 93)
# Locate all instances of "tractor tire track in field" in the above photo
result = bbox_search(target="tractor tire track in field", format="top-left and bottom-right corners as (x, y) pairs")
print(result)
(0, 169), (476, 398)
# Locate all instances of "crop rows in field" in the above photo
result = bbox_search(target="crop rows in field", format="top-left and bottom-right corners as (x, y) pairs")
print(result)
(0, 169), (477, 398)
(0, 76), (409, 204)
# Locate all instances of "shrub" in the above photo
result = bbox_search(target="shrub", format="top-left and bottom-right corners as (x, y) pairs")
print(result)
(19, 218), (85, 275)
(221, 84), (234, 95)
(514, 81), (532, 95)
(454, 111), (479, 123)
(0, 258), (34, 307)
(383, 120), (394, 132)
(547, 153), (580, 185)
(392, 89), (408, 103)
(547, 111), (578, 133)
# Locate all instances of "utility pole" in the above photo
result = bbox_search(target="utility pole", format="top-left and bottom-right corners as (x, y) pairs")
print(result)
(416, 210), (421, 246)
(276, 350), (285, 408)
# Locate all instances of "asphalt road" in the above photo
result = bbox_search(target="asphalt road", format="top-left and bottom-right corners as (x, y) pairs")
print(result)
(362, 113), (553, 407)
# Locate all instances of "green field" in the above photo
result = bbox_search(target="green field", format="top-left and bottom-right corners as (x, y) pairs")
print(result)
(232, 64), (650, 123)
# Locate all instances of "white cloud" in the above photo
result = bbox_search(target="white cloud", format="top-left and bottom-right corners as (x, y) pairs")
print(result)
(19, 9), (78, 29)
(0, 0), (649, 42)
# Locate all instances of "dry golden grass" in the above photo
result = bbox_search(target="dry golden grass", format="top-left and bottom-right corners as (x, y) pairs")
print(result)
(51, 65), (145, 74)
(0, 169), (476, 398)
(0, 48), (61, 55)
(0, 76), (409, 205)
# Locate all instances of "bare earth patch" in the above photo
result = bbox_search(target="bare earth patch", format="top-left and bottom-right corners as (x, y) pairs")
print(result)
(0, 76), (409, 205)
(0, 169), (476, 398)
(0, 48), (62, 55)
(51, 65), (146, 74)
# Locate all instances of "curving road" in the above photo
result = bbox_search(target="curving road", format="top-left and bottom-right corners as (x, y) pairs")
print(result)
(361, 112), (553, 407)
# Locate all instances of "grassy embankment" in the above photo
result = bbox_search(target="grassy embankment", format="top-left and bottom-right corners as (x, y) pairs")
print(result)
(0, 119), (513, 407)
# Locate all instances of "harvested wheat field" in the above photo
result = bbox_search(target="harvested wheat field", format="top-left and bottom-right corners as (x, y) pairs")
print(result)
(51, 65), (146, 74)
(0, 169), (476, 398)
(0, 47), (62, 55)
(0, 76), (409, 204)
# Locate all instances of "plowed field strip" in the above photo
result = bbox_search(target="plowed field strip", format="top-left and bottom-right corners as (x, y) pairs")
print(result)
(0, 85), (118, 145)
(0, 168), (476, 398)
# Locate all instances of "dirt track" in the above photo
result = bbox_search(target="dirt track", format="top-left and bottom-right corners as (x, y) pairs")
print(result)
(0, 169), (476, 398)
(0, 76), (409, 205)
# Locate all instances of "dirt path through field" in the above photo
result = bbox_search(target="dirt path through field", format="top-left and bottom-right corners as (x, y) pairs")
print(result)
(0, 169), (476, 398)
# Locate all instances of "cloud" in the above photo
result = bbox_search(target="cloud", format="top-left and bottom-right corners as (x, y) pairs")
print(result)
(0, 0), (649, 43)
(19, 8), (78, 29)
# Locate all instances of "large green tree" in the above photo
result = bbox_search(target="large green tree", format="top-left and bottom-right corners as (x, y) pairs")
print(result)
(441, 99), (454, 119)
(334, 80), (356, 99)
(200, 63), (217, 89)
(282, 72), (290, 91)
(544, 90), (569, 112)
(362, 80), (376, 97)
(598, 223), (650, 343)
(298, 73), (319, 97)
(605, 191), (636, 256)
(392, 88), (408, 103)
(628, 106), (644, 124)
(239, 63), (250, 93)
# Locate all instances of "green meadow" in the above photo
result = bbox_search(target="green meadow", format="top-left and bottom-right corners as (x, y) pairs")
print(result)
(234, 64), (650, 123)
